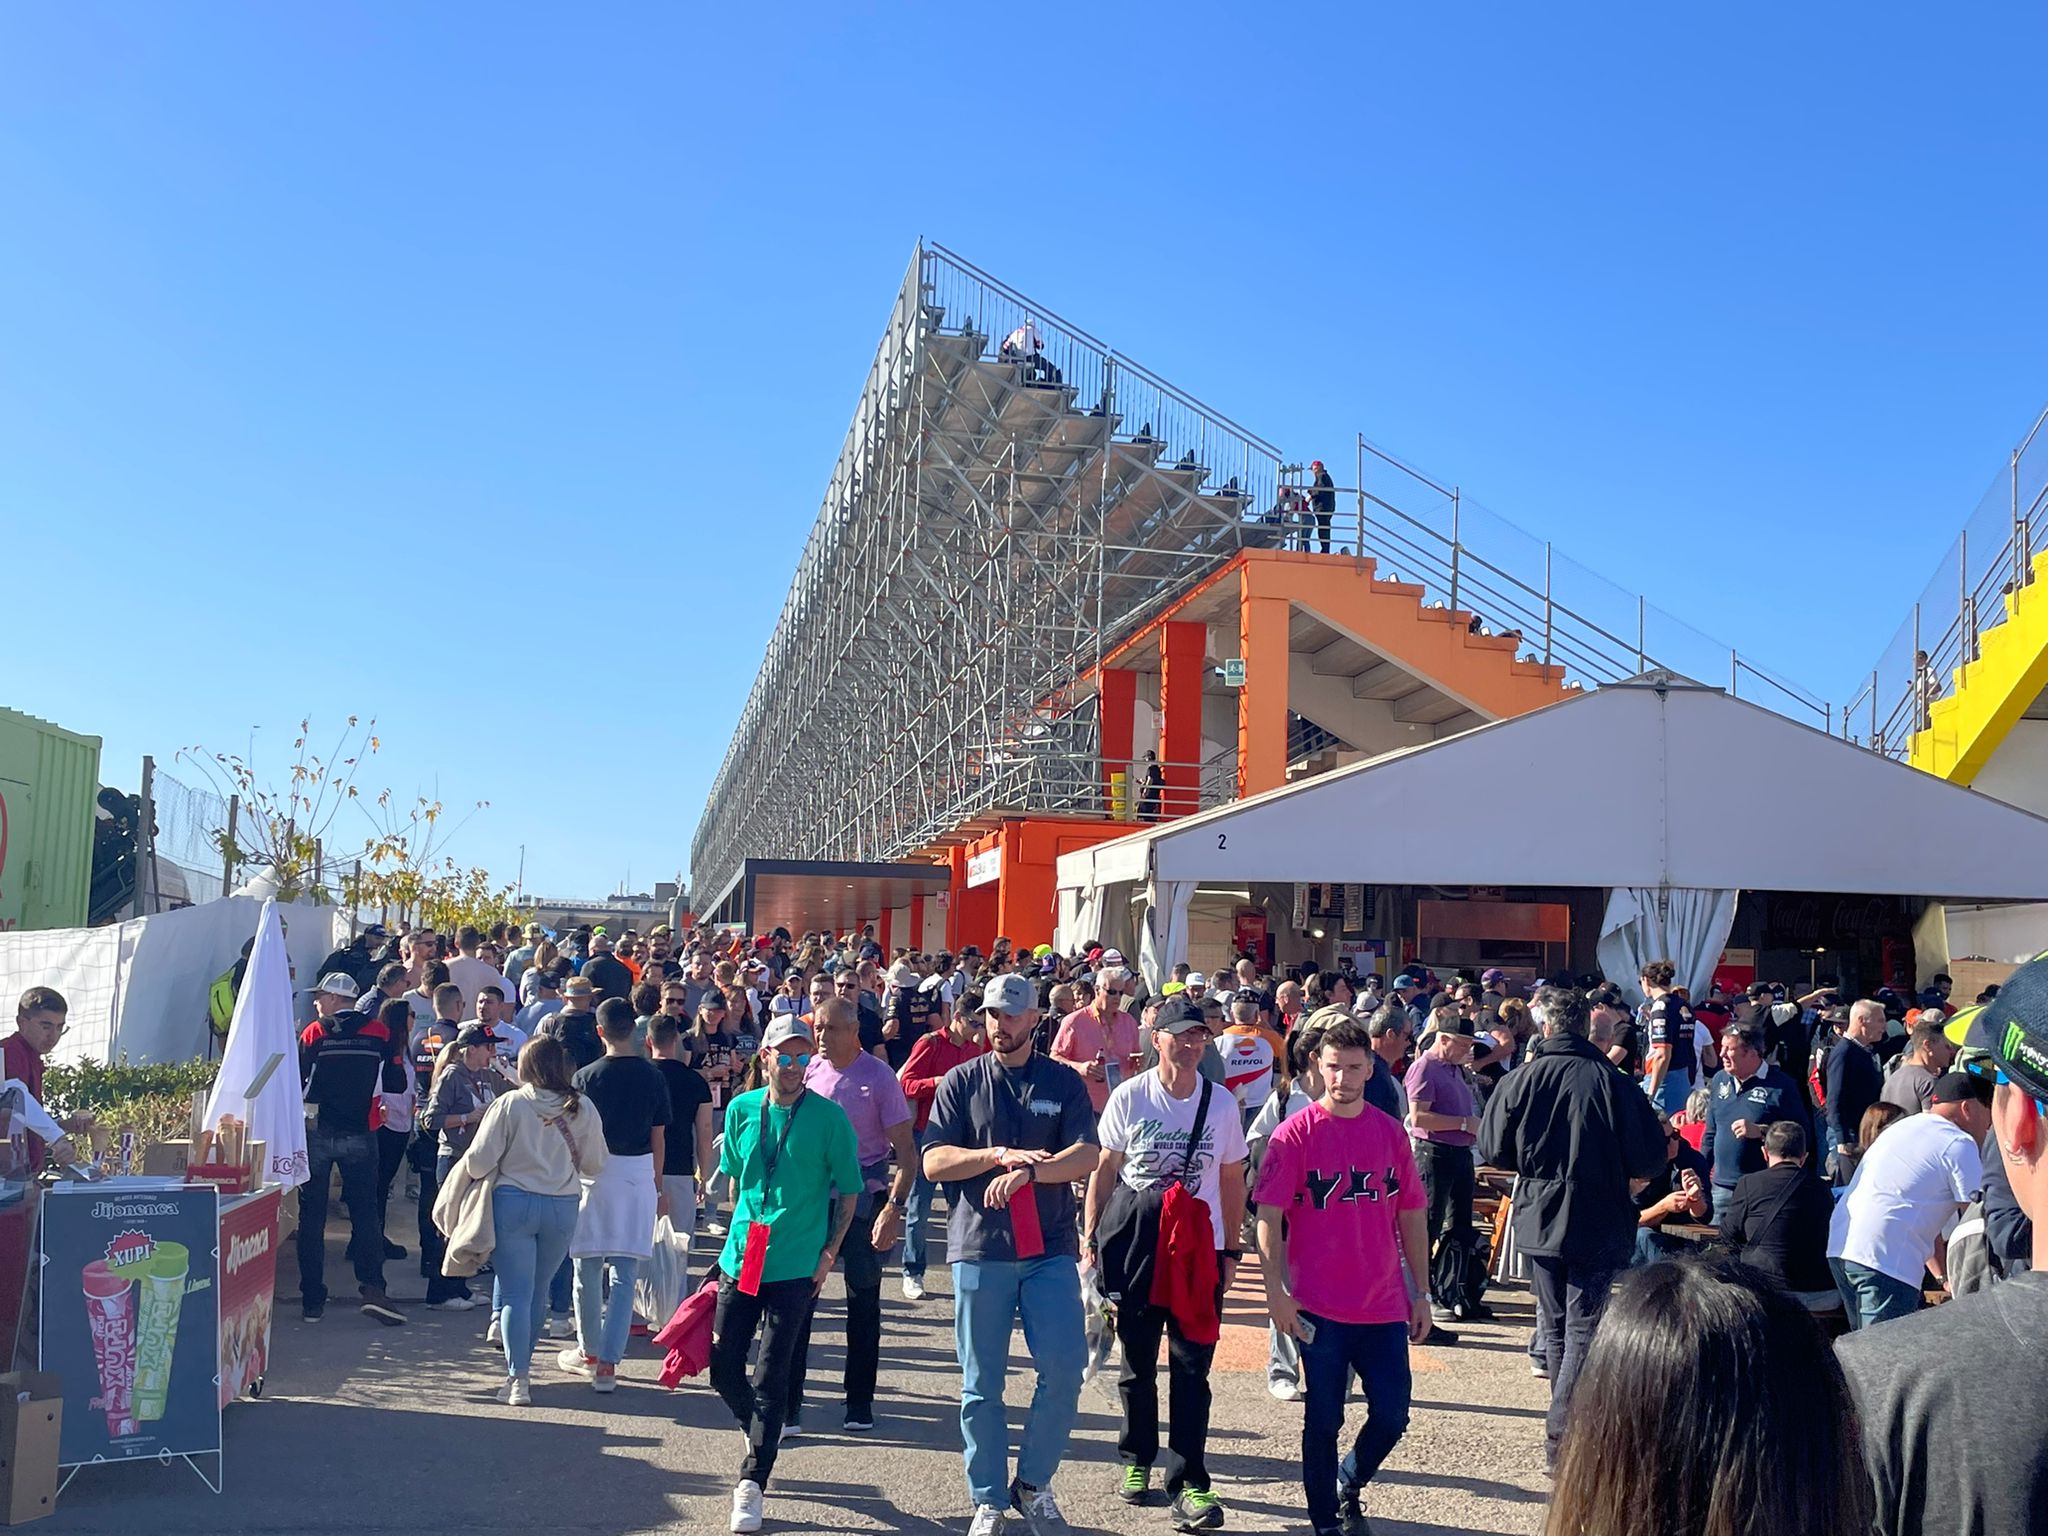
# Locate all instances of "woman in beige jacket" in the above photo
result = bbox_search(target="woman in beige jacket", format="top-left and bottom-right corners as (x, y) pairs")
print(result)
(453, 1035), (606, 1404)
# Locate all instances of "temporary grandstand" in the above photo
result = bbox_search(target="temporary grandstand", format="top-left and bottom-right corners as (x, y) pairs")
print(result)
(692, 243), (1828, 943)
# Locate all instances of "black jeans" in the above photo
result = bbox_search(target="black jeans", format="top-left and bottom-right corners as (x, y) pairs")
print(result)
(417, 1150), (471, 1303)
(1415, 1141), (1475, 1266)
(375, 1126), (409, 1240)
(710, 1273), (815, 1490)
(1115, 1299), (1217, 1493)
(1527, 1254), (1617, 1465)
(297, 1122), (383, 1308)
(787, 1205), (884, 1420)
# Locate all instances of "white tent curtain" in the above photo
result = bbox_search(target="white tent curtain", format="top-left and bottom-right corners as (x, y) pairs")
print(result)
(1597, 886), (1740, 1007)
(1137, 879), (1197, 991)
(204, 900), (309, 1187)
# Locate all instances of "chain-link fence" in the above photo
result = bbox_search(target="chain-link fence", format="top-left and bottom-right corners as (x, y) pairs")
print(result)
(149, 768), (236, 908)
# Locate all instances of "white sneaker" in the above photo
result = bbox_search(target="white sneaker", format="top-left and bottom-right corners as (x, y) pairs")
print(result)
(486, 1314), (502, 1347)
(544, 1314), (575, 1340)
(434, 1296), (478, 1312)
(968, 1505), (1007, 1536)
(556, 1346), (595, 1378)
(902, 1274), (927, 1301)
(496, 1377), (515, 1404)
(1267, 1378), (1303, 1402)
(1011, 1484), (1069, 1536)
(729, 1479), (763, 1533)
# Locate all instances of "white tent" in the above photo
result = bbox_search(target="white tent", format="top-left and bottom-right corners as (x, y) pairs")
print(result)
(1058, 676), (2048, 991)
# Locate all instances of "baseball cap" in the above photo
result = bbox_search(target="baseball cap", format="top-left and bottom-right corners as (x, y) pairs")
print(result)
(533, 970), (561, 993)
(1150, 997), (1210, 1035)
(1481, 967), (1506, 985)
(1930, 1070), (1994, 1107)
(316, 972), (359, 998)
(1100, 949), (1126, 967)
(1949, 953), (2048, 1102)
(363, 923), (389, 941)
(1184, 971), (1208, 991)
(982, 973), (1036, 1016)
(1425, 1012), (1478, 1040)
(525, 922), (545, 938)
(1392, 972), (1421, 990)
(1032, 943), (1054, 958)
(454, 1023), (500, 1050)
(700, 989), (729, 1010)
(762, 1017), (813, 1052)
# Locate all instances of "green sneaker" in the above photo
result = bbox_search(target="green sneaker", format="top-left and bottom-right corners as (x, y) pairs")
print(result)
(1118, 1464), (1154, 1505)
(1170, 1487), (1225, 1531)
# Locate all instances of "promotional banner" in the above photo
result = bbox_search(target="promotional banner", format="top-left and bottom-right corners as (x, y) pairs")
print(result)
(217, 1188), (280, 1408)
(204, 900), (308, 1188)
(41, 1182), (220, 1466)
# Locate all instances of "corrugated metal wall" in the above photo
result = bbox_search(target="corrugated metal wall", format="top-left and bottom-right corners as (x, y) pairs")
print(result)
(0, 707), (102, 932)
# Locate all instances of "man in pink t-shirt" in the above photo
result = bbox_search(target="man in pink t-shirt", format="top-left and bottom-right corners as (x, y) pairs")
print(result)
(1051, 968), (1142, 1113)
(1253, 1017), (1430, 1536)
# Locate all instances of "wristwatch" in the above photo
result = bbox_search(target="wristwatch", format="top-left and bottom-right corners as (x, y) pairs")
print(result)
(1221, 1249), (1243, 1261)
(885, 1196), (906, 1211)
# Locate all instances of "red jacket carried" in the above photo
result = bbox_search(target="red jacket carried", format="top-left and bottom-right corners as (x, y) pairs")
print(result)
(1148, 1182), (1220, 1345)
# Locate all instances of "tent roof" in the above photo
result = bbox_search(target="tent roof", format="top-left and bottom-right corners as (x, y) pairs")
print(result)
(1056, 675), (2048, 901)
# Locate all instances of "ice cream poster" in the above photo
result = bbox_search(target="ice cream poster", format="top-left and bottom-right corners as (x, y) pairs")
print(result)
(40, 1184), (220, 1465)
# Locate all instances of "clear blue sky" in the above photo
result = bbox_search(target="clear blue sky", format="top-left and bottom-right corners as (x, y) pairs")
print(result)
(6, 5), (2046, 898)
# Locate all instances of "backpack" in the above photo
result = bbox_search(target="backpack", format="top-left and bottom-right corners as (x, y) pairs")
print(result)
(208, 967), (238, 1036)
(1432, 1226), (1491, 1314)
(1807, 1018), (1841, 1112)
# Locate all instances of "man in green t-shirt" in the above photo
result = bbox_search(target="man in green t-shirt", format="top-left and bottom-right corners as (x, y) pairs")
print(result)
(710, 1016), (862, 1534)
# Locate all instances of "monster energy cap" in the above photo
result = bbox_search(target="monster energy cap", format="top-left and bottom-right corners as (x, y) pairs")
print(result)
(1947, 953), (2048, 1102)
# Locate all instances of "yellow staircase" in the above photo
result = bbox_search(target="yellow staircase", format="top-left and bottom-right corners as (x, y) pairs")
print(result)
(1911, 549), (2048, 783)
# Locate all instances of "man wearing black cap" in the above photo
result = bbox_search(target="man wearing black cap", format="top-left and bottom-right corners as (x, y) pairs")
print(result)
(1837, 957), (2048, 1534)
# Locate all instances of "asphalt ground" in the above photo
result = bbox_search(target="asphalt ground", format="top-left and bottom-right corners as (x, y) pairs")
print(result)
(39, 1194), (1553, 1536)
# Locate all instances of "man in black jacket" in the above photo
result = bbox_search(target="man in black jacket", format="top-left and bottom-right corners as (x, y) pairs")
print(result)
(1478, 986), (1663, 1467)
(299, 1007), (403, 1326)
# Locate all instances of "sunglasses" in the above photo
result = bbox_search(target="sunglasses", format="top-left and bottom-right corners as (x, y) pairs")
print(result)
(774, 1050), (813, 1067)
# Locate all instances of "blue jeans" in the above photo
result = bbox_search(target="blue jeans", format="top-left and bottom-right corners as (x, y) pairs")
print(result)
(954, 1256), (1086, 1508)
(1711, 1183), (1737, 1229)
(549, 1255), (573, 1319)
(902, 1126), (939, 1279)
(1299, 1313), (1412, 1531)
(491, 1186), (579, 1377)
(574, 1255), (642, 1365)
(1830, 1257), (1922, 1331)
(296, 1123), (383, 1309)
(1652, 1071), (1691, 1116)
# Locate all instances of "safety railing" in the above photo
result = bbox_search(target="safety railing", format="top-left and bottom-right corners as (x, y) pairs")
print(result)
(1258, 438), (1833, 729)
(919, 242), (1285, 528)
(1849, 401), (2048, 756)
(946, 743), (1242, 829)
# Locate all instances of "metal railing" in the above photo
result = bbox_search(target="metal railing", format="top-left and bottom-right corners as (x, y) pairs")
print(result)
(919, 243), (1285, 526)
(1261, 437), (1832, 728)
(1849, 401), (2048, 756)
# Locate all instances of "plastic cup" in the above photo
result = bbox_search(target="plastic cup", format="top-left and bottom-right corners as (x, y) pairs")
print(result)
(131, 1242), (189, 1422)
(81, 1261), (138, 1438)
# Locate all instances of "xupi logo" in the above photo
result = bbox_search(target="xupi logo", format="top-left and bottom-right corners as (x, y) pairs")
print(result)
(104, 1230), (156, 1269)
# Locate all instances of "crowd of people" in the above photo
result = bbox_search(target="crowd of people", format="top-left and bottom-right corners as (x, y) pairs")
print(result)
(10, 919), (2046, 1535)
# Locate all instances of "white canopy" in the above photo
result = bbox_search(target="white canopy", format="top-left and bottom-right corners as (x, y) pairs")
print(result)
(1059, 674), (2048, 904)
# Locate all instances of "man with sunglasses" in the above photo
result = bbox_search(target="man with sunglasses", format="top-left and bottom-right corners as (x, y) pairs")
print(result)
(711, 1016), (862, 1535)
(1837, 959), (2048, 1536)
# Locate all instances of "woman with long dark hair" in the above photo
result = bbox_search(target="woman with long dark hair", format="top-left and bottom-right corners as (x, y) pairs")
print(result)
(442, 1035), (606, 1406)
(1544, 1256), (1870, 1536)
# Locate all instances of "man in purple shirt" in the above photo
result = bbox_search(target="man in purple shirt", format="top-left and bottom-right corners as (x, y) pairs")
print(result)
(1403, 1013), (1487, 1325)
(790, 995), (918, 1432)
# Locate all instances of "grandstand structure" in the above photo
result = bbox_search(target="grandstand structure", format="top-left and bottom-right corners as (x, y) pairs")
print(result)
(693, 243), (1830, 948)
(691, 244), (1294, 918)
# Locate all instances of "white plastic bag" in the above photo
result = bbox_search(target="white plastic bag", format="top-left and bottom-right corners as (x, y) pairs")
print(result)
(1080, 1264), (1117, 1387)
(634, 1215), (693, 1326)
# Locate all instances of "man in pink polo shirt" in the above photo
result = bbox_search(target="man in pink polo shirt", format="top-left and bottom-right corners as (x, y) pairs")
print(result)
(1052, 966), (1142, 1114)
(1254, 1016), (1430, 1536)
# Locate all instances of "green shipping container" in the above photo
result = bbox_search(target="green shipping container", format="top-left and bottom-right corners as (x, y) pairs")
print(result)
(0, 707), (102, 932)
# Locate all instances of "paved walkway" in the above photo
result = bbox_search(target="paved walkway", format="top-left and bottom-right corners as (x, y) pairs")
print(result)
(39, 1201), (1552, 1535)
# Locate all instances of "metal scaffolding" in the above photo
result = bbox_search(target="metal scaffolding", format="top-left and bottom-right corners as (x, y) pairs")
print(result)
(690, 243), (1289, 908)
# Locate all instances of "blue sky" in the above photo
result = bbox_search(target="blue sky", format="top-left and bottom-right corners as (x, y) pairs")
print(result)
(5, 5), (2046, 898)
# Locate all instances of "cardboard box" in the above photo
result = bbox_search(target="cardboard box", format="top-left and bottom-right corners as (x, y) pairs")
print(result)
(0, 1372), (61, 1524)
